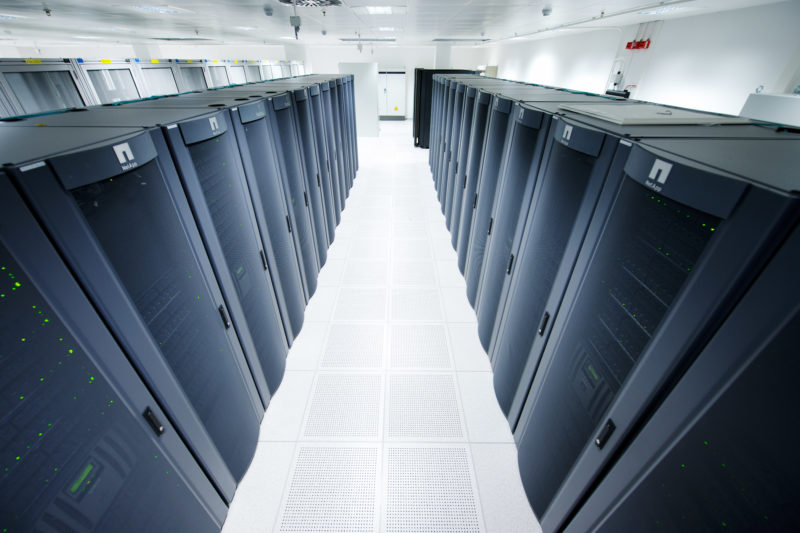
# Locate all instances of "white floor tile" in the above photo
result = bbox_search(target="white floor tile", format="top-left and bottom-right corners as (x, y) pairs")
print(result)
(441, 286), (478, 323)
(303, 286), (339, 322)
(458, 372), (514, 443)
(285, 321), (327, 371)
(448, 324), (492, 372)
(259, 372), (315, 441)
(471, 444), (541, 533)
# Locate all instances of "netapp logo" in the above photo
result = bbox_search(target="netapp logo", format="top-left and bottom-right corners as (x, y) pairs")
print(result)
(645, 159), (672, 192)
(113, 142), (138, 171)
(209, 116), (220, 132)
(562, 124), (573, 142)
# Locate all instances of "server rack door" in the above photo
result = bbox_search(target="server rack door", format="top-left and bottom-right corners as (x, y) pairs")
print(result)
(566, 224), (800, 533)
(456, 90), (492, 274)
(162, 110), (288, 395)
(268, 95), (320, 295)
(475, 104), (548, 350)
(342, 78), (357, 184)
(491, 120), (625, 425)
(320, 83), (343, 224)
(0, 175), (224, 532)
(444, 84), (465, 228)
(178, 66), (209, 92)
(292, 89), (331, 263)
(449, 87), (476, 249)
(515, 142), (799, 530)
(436, 81), (456, 202)
(432, 78), (447, 194)
(228, 65), (247, 85)
(232, 101), (309, 333)
(464, 95), (514, 307)
(0, 65), (86, 117)
(245, 65), (262, 83)
(327, 83), (348, 206)
(309, 87), (339, 241)
(336, 78), (352, 189)
(11, 129), (263, 497)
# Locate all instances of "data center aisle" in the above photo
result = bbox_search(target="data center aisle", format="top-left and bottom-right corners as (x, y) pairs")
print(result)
(221, 120), (540, 533)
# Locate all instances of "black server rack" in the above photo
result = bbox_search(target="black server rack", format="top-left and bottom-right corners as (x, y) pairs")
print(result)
(318, 80), (344, 223)
(514, 137), (799, 530)
(435, 79), (456, 204)
(473, 102), (551, 350)
(443, 83), (465, 227)
(456, 90), (492, 274)
(412, 68), (475, 148)
(267, 93), (322, 294)
(448, 86), (477, 249)
(0, 172), (225, 532)
(464, 93), (515, 308)
(228, 98), (310, 334)
(3, 126), (263, 501)
(489, 114), (625, 424)
(12, 103), (292, 396)
(565, 222), (800, 533)
(307, 83), (339, 239)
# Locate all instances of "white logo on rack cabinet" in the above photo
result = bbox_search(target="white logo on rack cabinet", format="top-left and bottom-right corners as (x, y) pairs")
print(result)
(645, 159), (673, 193)
(562, 124), (573, 142)
(113, 142), (137, 171)
(209, 116), (220, 133)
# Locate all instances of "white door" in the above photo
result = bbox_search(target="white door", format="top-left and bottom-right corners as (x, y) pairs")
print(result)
(377, 73), (389, 115)
(386, 72), (406, 117)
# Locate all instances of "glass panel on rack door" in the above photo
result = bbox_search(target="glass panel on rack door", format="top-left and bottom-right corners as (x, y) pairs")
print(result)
(142, 68), (179, 96)
(245, 66), (261, 83)
(0, 242), (216, 533)
(87, 69), (140, 104)
(208, 67), (229, 87)
(228, 66), (246, 85)
(181, 67), (207, 91)
(522, 177), (721, 514)
(70, 160), (258, 480)
(5, 70), (84, 114)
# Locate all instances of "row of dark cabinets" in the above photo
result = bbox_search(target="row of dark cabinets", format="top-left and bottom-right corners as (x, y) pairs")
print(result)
(0, 74), (356, 531)
(427, 73), (800, 532)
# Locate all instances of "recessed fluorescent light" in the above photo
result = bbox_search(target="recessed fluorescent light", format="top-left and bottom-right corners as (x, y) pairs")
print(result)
(279, 36), (296, 40)
(0, 13), (27, 20)
(235, 26), (257, 31)
(378, 27), (394, 31)
(131, 5), (190, 15)
(74, 35), (101, 40)
(366, 6), (392, 15)
(638, 6), (684, 15)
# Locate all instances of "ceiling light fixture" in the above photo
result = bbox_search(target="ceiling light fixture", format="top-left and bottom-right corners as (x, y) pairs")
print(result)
(378, 27), (394, 31)
(366, 6), (392, 15)
(131, 5), (189, 15)
(235, 26), (257, 30)
(0, 13), (26, 20)
(638, 6), (684, 15)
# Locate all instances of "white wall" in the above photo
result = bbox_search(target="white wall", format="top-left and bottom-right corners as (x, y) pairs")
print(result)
(306, 45), (436, 119)
(477, 1), (800, 115)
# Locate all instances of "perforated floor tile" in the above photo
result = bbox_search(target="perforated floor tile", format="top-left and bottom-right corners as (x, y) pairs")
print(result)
(303, 374), (383, 439)
(334, 288), (387, 321)
(279, 446), (379, 532)
(391, 261), (437, 286)
(392, 239), (433, 260)
(390, 325), (451, 369)
(322, 323), (385, 369)
(391, 288), (443, 321)
(343, 260), (389, 286)
(386, 374), (464, 440)
(384, 446), (483, 532)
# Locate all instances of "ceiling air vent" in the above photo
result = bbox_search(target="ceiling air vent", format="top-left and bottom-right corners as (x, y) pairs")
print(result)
(278, 0), (342, 6)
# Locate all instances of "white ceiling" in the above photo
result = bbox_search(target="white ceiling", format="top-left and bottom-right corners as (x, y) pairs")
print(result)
(0, 0), (785, 48)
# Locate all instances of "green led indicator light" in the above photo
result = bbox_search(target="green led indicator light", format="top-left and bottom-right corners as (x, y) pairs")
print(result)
(704, 440), (708, 445)
(68, 349), (74, 354)
(44, 319), (49, 323)
(32, 305), (36, 309)
(14, 282), (20, 287)
(20, 338), (26, 342)
(69, 463), (94, 494)
(681, 463), (685, 468)
(18, 395), (24, 400)
(15, 456), (20, 461)
(722, 522), (727, 527)
(1, 294), (5, 298)
(721, 463), (726, 468)
(587, 365), (599, 381)
(38, 432), (42, 437)
(89, 376), (95, 382)
(40, 378), (44, 381)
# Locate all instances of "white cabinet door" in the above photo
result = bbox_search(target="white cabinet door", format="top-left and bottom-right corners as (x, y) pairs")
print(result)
(386, 73), (406, 117)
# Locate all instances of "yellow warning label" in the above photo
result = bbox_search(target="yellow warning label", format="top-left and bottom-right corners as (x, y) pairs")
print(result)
(394, 106), (398, 110)
(151, 59), (159, 63)
(25, 58), (43, 64)
(100, 59), (111, 64)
